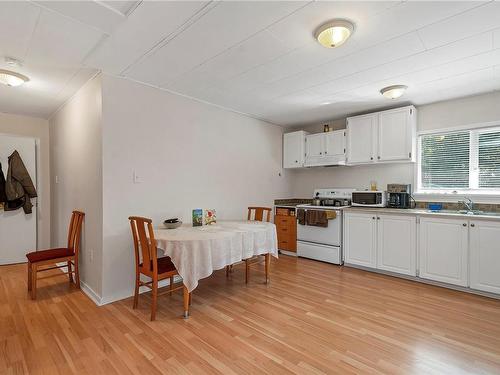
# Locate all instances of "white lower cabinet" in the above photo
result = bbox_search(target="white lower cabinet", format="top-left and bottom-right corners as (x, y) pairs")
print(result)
(377, 214), (416, 276)
(419, 217), (469, 287)
(470, 220), (500, 294)
(344, 212), (416, 275)
(344, 212), (377, 268)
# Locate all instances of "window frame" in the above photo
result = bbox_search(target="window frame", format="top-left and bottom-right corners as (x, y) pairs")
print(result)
(414, 120), (500, 201)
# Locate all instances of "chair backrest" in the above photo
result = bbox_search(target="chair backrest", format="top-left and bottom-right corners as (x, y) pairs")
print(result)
(128, 216), (158, 274)
(247, 207), (272, 222)
(67, 210), (85, 255)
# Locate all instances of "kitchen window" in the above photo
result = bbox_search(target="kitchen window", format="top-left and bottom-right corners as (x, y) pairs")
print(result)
(417, 126), (500, 194)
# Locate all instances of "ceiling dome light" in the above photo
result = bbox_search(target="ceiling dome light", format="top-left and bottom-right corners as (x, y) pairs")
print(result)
(0, 69), (29, 87)
(380, 85), (408, 99)
(315, 19), (354, 48)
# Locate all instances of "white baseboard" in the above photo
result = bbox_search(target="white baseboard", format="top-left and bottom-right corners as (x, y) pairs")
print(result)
(81, 281), (103, 306)
(99, 275), (183, 306)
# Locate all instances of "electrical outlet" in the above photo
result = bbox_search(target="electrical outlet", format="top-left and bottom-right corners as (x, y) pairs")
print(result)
(55, 175), (59, 184)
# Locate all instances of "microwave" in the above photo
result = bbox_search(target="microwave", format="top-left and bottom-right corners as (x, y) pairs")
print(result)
(351, 191), (387, 207)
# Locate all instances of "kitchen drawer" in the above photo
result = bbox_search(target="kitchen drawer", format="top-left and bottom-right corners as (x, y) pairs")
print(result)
(278, 238), (296, 252)
(275, 215), (296, 225)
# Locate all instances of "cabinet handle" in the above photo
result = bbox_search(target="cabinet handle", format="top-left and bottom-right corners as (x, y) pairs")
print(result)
(370, 157), (373, 160)
(372, 217), (375, 220)
(295, 160), (298, 163)
(320, 152), (322, 155)
(377, 156), (381, 160)
(325, 151), (328, 154)
(471, 223), (475, 227)
(376, 217), (380, 220)
(463, 223), (467, 227)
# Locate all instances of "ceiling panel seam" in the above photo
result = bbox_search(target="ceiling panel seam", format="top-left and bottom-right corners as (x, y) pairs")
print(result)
(22, 6), (42, 61)
(93, 0), (128, 18)
(120, 1), (220, 76)
(28, 0), (111, 36)
(158, 1), (314, 87)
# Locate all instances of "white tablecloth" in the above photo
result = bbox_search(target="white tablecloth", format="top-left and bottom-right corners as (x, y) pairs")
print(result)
(153, 221), (278, 292)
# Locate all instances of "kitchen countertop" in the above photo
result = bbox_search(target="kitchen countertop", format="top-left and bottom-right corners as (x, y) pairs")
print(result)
(345, 206), (500, 221)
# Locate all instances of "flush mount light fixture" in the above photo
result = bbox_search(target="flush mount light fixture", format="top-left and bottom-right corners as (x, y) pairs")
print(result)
(314, 19), (354, 48)
(0, 69), (29, 87)
(380, 85), (408, 99)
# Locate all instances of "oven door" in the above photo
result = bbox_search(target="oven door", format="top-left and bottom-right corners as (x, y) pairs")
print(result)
(297, 208), (341, 247)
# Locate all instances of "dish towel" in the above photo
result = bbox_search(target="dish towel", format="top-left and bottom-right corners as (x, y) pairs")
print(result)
(297, 209), (306, 225)
(306, 210), (328, 228)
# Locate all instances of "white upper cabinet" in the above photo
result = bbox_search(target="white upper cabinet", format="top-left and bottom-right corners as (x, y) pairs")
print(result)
(469, 220), (500, 294)
(419, 217), (469, 287)
(305, 130), (346, 167)
(346, 114), (377, 164)
(325, 130), (346, 157)
(347, 105), (416, 165)
(283, 131), (307, 168)
(378, 106), (416, 162)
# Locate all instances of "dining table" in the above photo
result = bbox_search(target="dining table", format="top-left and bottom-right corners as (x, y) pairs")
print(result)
(153, 220), (278, 318)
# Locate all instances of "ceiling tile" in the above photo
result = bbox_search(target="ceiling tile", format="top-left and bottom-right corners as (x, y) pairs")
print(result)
(101, 1), (140, 16)
(32, 1), (126, 34)
(167, 30), (292, 93)
(27, 9), (104, 66)
(0, 2), (40, 60)
(417, 2), (500, 49)
(349, 32), (425, 71)
(494, 28), (500, 49)
(86, 1), (211, 74)
(356, 1), (484, 49)
(125, 1), (308, 86)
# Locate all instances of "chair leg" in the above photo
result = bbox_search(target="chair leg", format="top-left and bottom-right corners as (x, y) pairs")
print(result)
(188, 292), (192, 306)
(245, 259), (249, 284)
(27, 262), (32, 292)
(151, 277), (158, 321)
(225, 265), (230, 277)
(67, 260), (73, 284)
(133, 273), (140, 309)
(31, 264), (37, 300)
(74, 258), (80, 289)
(265, 254), (270, 284)
(169, 276), (174, 296)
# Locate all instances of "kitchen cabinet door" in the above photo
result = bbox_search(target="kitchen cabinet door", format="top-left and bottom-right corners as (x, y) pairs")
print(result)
(377, 214), (416, 276)
(346, 114), (377, 164)
(419, 217), (468, 286)
(324, 130), (345, 157)
(344, 212), (377, 268)
(470, 220), (500, 294)
(377, 106), (416, 162)
(305, 133), (325, 166)
(283, 131), (306, 168)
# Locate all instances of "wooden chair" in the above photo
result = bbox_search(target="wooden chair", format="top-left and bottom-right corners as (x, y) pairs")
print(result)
(26, 210), (85, 300)
(129, 216), (187, 321)
(247, 206), (272, 222)
(226, 207), (272, 284)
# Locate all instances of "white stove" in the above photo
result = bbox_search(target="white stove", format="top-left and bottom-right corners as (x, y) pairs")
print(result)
(296, 188), (356, 265)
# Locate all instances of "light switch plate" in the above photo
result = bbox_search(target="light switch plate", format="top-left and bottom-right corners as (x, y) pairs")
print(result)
(133, 171), (142, 184)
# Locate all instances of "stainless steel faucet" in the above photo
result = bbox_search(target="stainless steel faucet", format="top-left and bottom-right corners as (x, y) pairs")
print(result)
(459, 197), (474, 211)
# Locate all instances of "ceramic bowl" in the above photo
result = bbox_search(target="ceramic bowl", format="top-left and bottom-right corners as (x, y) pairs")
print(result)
(163, 221), (182, 229)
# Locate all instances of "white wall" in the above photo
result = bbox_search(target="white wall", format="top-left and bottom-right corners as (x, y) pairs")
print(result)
(100, 74), (291, 302)
(291, 91), (500, 197)
(49, 75), (103, 298)
(0, 112), (50, 249)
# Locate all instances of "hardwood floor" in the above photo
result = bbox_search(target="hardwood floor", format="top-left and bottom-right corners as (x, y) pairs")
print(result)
(1, 255), (500, 374)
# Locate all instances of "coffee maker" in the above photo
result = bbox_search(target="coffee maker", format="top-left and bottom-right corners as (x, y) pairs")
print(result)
(387, 184), (412, 209)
